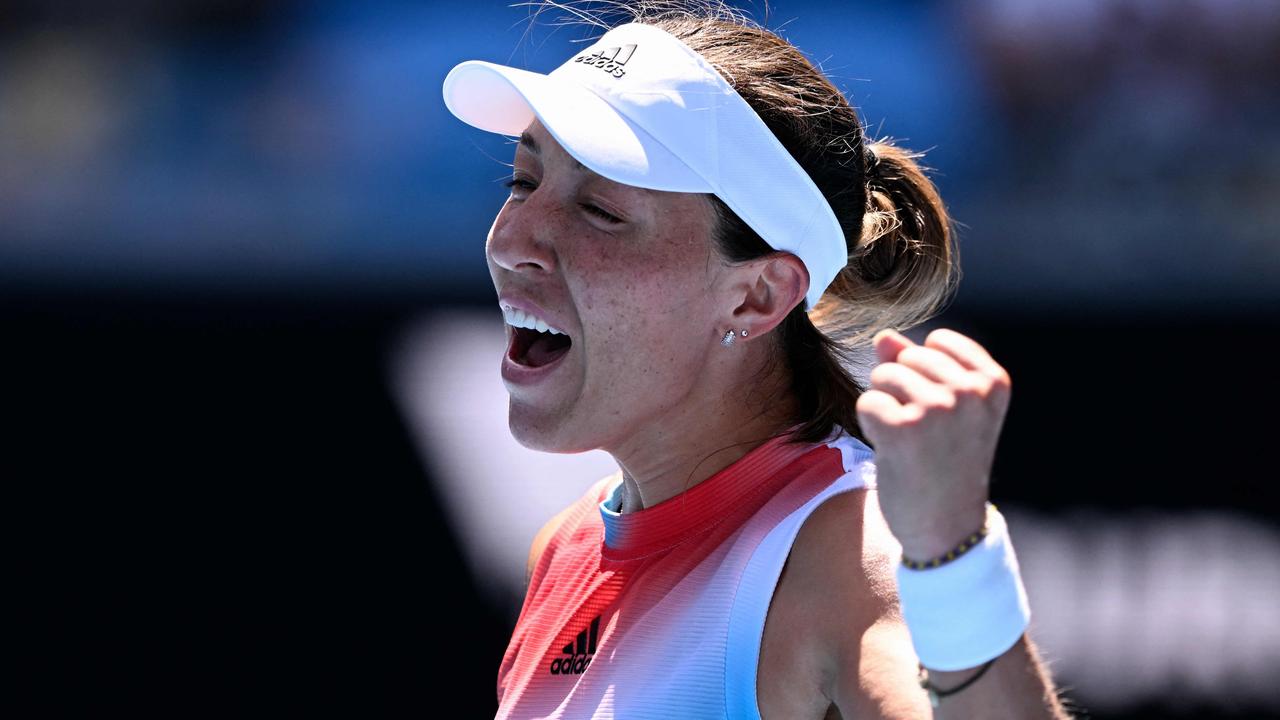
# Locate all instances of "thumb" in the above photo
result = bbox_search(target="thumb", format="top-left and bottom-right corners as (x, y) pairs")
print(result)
(873, 328), (915, 364)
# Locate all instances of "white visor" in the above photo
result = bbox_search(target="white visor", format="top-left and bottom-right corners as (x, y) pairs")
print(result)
(442, 22), (846, 311)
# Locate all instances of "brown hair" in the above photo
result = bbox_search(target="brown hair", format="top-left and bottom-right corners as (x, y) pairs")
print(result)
(533, 1), (959, 445)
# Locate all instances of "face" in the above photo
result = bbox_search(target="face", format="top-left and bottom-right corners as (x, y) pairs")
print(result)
(486, 120), (730, 453)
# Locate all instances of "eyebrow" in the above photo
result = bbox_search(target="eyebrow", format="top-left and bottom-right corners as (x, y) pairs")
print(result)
(519, 131), (587, 172)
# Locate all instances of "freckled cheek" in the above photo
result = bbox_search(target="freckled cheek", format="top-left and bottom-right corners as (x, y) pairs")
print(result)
(578, 250), (704, 303)
(575, 276), (694, 348)
(578, 287), (699, 374)
(562, 234), (711, 350)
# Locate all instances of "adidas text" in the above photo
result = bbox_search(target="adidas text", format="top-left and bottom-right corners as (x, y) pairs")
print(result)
(573, 44), (637, 79)
(550, 655), (592, 675)
(549, 615), (602, 676)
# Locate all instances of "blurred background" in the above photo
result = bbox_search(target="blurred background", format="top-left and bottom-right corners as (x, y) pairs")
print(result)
(6, 0), (1278, 717)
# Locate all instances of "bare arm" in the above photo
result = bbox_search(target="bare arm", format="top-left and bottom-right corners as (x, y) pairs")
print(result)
(846, 327), (1073, 718)
(810, 492), (1070, 719)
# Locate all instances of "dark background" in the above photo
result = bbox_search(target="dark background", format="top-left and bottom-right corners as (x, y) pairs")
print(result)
(7, 1), (1279, 717)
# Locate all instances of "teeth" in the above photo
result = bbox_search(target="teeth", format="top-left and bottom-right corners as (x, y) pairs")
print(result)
(500, 304), (565, 336)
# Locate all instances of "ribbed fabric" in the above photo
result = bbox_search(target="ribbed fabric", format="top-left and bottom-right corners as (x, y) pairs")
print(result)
(494, 429), (875, 719)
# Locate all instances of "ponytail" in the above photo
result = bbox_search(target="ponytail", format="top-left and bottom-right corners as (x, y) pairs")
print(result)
(832, 141), (957, 337)
(786, 139), (958, 444)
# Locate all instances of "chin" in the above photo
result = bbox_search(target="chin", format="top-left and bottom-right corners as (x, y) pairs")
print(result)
(504, 397), (614, 453)
(507, 399), (597, 454)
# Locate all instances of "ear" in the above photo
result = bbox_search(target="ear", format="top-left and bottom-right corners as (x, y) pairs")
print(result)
(727, 252), (809, 337)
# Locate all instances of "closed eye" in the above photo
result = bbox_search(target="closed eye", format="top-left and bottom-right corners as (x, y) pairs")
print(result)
(503, 177), (536, 197)
(580, 203), (623, 224)
(503, 176), (623, 225)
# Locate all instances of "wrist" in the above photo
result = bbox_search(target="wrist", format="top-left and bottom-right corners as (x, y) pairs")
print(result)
(896, 500), (987, 561)
(894, 504), (1031, 671)
(918, 656), (999, 708)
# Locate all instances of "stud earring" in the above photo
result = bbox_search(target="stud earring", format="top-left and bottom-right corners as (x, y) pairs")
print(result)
(721, 330), (736, 347)
(739, 329), (749, 338)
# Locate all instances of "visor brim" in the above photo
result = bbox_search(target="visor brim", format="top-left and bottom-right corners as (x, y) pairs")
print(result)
(443, 60), (708, 193)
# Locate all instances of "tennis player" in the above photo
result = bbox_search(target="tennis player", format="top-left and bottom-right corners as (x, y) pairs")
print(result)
(443, 3), (1071, 718)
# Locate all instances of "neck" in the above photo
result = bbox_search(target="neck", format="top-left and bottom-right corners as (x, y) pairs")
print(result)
(607, 388), (798, 514)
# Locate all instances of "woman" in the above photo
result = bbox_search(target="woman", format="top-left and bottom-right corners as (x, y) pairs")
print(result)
(443, 2), (1071, 718)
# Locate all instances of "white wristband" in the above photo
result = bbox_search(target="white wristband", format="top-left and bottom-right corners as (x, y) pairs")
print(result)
(894, 504), (1031, 671)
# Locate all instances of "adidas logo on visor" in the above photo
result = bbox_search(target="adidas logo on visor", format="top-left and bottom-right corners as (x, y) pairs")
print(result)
(573, 44), (637, 78)
(549, 615), (601, 675)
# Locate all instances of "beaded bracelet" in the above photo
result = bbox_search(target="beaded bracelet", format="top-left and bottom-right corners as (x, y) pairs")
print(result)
(918, 658), (996, 707)
(900, 504), (993, 571)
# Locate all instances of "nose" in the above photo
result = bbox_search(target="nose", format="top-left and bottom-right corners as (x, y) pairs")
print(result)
(486, 192), (560, 275)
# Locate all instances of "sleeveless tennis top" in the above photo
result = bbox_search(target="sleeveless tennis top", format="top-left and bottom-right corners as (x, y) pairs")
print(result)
(494, 429), (876, 719)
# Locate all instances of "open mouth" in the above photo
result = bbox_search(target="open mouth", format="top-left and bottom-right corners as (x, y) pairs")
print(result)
(509, 325), (573, 368)
(501, 302), (574, 370)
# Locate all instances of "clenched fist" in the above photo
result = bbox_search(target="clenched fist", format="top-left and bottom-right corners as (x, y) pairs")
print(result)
(855, 328), (1013, 561)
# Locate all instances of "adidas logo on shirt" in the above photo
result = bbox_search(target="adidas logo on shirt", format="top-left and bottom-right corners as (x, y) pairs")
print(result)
(572, 44), (637, 78)
(549, 615), (601, 675)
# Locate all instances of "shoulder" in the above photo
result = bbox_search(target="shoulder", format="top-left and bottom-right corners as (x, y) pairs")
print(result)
(768, 486), (929, 717)
(807, 487), (900, 595)
(780, 488), (902, 648)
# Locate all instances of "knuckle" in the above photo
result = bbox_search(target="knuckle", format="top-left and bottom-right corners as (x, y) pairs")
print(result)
(925, 328), (953, 344)
(854, 393), (876, 414)
(898, 345), (927, 364)
(856, 392), (890, 422)
(898, 405), (927, 426)
(927, 391), (957, 412)
(957, 375), (993, 398)
(868, 363), (897, 385)
(903, 344), (946, 371)
(989, 367), (1013, 392)
(925, 328), (963, 349)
